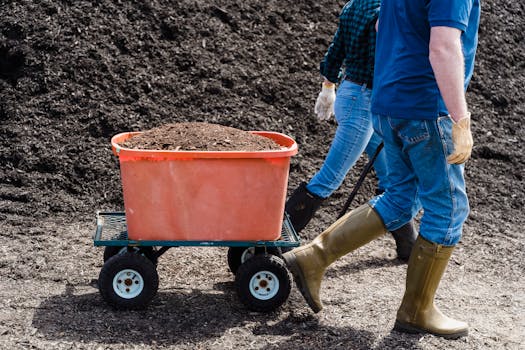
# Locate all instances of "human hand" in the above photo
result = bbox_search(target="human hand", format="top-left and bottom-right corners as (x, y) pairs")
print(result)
(447, 114), (473, 164)
(314, 83), (336, 121)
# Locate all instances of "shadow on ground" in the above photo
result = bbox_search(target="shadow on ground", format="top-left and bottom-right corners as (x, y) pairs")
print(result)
(32, 281), (421, 349)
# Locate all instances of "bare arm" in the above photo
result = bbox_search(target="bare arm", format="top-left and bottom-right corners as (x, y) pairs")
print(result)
(429, 26), (469, 122)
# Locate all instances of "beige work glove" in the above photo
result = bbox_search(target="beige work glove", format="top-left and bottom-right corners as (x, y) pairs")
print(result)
(447, 113), (473, 165)
(314, 83), (336, 121)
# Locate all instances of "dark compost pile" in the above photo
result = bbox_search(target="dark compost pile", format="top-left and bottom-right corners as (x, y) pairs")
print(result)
(0, 1), (523, 349)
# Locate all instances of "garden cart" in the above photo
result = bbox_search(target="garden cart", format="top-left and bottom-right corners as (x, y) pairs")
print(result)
(93, 129), (299, 312)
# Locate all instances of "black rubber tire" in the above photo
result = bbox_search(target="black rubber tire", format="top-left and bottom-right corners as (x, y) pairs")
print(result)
(103, 246), (125, 262)
(98, 252), (159, 310)
(103, 232), (158, 264)
(103, 232), (128, 262)
(227, 247), (280, 275)
(103, 245), (157, 264)
(235, 254), (291, 312)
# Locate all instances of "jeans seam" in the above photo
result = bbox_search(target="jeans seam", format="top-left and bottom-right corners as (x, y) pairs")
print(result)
(335, 89), (358, 124)
(435, 117), (455, 244)
(373, 114), (383, 137)
(436, 116), (450, 155)
(337, 102), (363, 172)
(443, 163), (456, 245)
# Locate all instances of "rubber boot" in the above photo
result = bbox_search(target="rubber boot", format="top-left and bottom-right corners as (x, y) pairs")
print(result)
(282, 204), (387, 313)
(285, 182), (325, 234)
(374, 189), (417, 261)
(390, 221), (418, 262)
(394, 236), (469, 339)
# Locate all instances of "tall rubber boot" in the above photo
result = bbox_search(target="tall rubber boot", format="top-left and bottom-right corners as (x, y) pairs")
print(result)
(375, 189), (417, 262)
(390, 221), (418, 262)
(394, 236), (468, 339)
(285, 182), (324, 234)
(282, 204), (387, 313)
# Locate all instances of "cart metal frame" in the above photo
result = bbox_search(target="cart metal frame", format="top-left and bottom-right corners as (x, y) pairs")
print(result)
(93, 211), (301, 312)
(94, 211), (300, 251)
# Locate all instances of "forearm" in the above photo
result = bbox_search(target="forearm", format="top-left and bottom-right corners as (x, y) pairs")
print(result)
(320, 26), (345, 84)
(429, 26), (469, 122)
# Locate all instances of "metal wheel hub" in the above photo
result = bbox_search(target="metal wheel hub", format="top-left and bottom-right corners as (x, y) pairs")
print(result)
(249, 270), (279, 300)
(112, 268), (144, 299)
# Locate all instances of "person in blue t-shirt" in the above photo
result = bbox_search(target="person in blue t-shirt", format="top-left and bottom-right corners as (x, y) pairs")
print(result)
(282, 0), (480, 339)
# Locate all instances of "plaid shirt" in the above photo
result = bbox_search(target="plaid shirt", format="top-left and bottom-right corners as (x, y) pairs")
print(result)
(320, 0), (380, 86)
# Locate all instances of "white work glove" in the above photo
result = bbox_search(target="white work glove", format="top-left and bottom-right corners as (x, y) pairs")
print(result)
(447, 113), (473, 165)
(314, 83), (336, 121)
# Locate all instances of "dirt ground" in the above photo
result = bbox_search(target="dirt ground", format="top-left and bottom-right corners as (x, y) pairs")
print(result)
(1, 0), (524, 349)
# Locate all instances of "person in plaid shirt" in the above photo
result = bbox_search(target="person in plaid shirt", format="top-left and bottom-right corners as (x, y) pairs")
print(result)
(285, 0), (417, 261)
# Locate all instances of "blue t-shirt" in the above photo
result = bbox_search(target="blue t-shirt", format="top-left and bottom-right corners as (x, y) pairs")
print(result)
(371, 0), (480, 119)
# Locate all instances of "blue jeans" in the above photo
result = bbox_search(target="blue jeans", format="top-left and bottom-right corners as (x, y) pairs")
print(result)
(307, 80), (388, 199)
(369, 114), (469, 245)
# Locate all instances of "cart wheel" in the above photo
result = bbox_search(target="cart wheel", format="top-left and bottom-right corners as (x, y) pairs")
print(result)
(103, 246), (157, 264)
(235, 254), (291, 312)
(103, 246), (123, 262)
(227, 247), (280, 275)
(98, 252), (159, 310)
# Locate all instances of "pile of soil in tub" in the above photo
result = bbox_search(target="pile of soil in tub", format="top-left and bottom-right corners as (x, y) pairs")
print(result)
(121, 122), (282, 151)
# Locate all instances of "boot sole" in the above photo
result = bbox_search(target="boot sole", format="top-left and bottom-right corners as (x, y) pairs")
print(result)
(283, 253), (322, 313)
(394, 320), (468, 339)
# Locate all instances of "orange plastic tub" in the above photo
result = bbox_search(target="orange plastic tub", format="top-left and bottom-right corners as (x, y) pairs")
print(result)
(111, 131), (298, 241)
